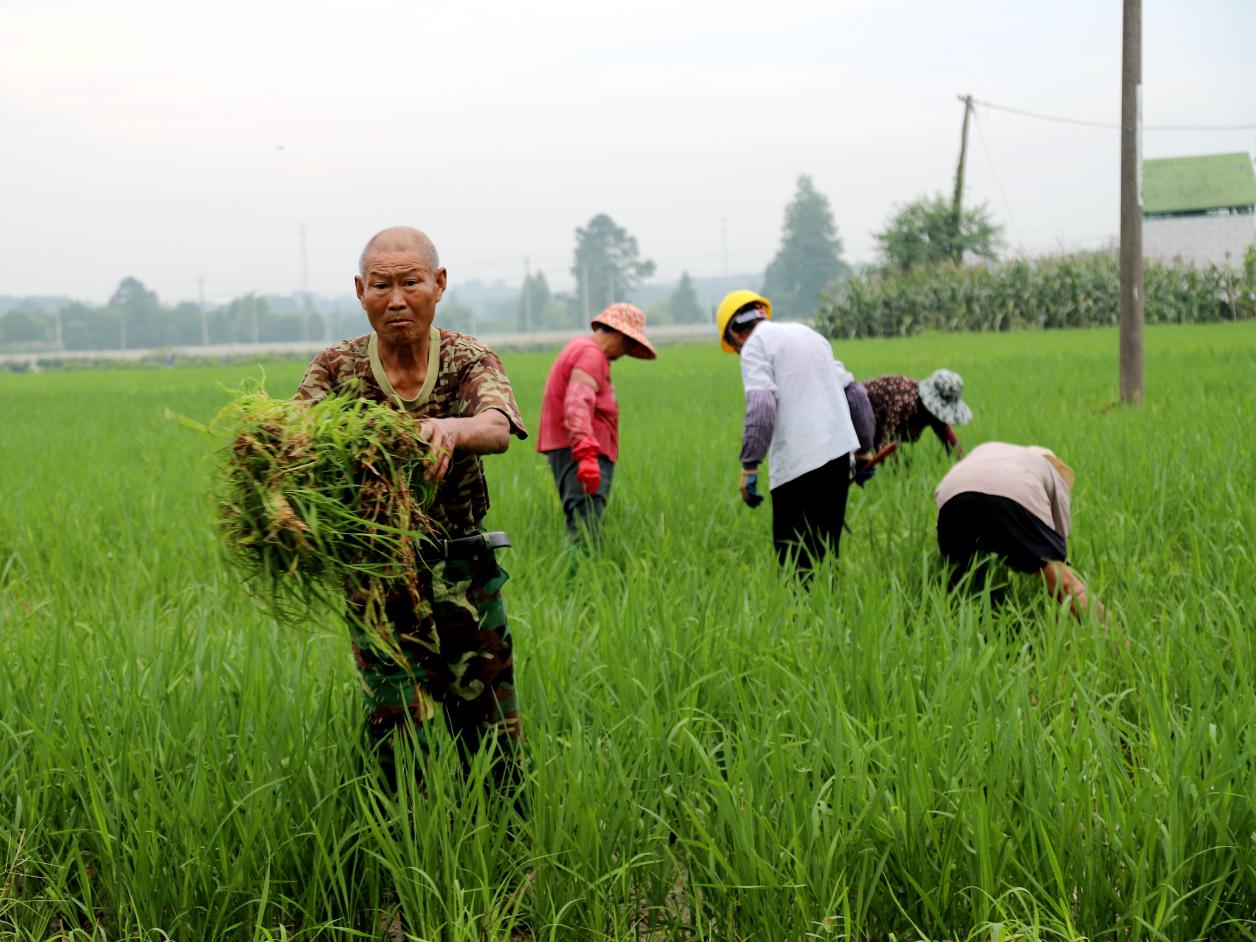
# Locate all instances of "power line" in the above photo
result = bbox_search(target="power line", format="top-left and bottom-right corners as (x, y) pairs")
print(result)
(972, 97), (1256, 132)
(971, 110), (1025, 251)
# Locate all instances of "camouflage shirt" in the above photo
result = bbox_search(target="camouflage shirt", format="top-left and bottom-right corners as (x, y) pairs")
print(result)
(296, 329), (527, 535)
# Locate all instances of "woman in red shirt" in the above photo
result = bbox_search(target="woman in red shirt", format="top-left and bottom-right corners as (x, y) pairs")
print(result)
(537, 303), (655, 540)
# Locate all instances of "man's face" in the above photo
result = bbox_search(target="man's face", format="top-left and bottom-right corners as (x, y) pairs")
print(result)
(355, 247), (447, 346)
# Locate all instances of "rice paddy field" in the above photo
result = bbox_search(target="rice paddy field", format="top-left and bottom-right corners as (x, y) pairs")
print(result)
(1, 321), (1254, 941)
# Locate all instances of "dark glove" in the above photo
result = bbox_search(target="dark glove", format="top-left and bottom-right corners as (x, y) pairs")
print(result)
(740, 468), (764, 508)
(572, 438), (601, 495)
(851, 452), (876, 487)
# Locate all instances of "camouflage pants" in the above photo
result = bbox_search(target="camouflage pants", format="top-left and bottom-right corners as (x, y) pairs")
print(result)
(350, 547), (521, 789)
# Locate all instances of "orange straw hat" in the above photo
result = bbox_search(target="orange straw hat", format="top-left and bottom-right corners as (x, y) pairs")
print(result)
(592, 303), (656, 360)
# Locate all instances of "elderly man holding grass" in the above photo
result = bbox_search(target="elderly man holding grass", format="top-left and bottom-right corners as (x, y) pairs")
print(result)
(295, 226), (527, 790)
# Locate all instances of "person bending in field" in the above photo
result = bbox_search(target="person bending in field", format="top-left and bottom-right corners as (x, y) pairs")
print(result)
(295, 226), (528, 790)
(934, 442), (1107, 622)
(864, 369), (972, 455)
(717, 289), (861, 574)
(536, 303), (655, 542)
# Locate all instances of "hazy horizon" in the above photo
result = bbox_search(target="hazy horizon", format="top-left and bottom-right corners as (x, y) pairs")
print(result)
(2, 0), (1252, 305)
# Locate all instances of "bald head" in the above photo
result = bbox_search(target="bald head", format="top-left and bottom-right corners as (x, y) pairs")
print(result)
(359, 226), (440, 275)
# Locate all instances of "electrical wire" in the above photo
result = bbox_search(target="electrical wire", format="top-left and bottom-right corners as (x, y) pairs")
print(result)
(971, 110), (1025, 252)
(971, 97), (1256, 132)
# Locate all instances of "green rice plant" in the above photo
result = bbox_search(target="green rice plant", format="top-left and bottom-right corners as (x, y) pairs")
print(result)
(211, 384), (438, 656)
(1, 324), (1254, 939)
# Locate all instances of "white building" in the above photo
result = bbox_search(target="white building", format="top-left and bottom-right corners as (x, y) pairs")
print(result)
(1143, 152), (1256, 268)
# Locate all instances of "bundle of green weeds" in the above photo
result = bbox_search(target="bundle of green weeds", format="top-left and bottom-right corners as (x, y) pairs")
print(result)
(212, 387), (438, 655)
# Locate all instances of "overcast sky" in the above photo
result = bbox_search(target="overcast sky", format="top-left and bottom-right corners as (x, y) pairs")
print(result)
(2, 0), (1252, 304)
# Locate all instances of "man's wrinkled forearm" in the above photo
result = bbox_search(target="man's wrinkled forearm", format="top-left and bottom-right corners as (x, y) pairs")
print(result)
(436, 410), (512, 455)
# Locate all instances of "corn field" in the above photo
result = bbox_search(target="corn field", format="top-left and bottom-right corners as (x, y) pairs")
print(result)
(818, 249), (1256, 338)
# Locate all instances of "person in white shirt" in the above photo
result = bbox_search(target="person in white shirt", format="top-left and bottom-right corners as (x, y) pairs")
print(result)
(716, 290), (861, 573)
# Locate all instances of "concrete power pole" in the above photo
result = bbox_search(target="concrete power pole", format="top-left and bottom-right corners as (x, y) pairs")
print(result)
(250, 293), (259, 345)
(951, 94), (974, 263)
(1119, 0), (1144, 404)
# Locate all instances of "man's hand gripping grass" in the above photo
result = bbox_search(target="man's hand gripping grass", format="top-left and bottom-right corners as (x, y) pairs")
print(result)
(419, 410), (511, 482)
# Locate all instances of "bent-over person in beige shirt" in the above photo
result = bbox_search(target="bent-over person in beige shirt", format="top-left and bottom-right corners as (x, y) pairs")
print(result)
(934, 442), (1106, 622)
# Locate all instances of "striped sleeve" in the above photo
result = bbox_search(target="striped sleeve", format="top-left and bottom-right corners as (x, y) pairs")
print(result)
(739, 388), (776, 468)
(845, 381), (875, 453)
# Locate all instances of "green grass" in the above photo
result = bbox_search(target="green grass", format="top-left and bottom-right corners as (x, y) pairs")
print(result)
(1, 322), (1254, 940)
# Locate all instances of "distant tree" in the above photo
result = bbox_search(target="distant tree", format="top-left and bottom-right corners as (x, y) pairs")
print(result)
(668, 271), (703, 324)
(108, 276), (159, 314)
(572, 214), (656, 317)
(876, 194), (1002, 273)
(108, 276), (164, 348)
(646, 300), (674, 326)
(516, 271), (550, 332)
(172, 301), (207, 346)
(213, 294), (275, 344)
(59, 301), (117, 351)
(0, 310), (50, 344)
(762, 175), (849, 319)
(437, 298), (476, 334)
(535, 294), (581, 331)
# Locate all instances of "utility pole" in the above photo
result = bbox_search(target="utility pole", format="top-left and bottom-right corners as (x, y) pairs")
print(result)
(198, 276), (209, 346)
(53, 307), (63, 349)
(951, 94), (974, 263)
(250, 293), (259, 345)
(1119, 0), (1144, 404)
(524, 257), (533, 333)
(299, 222), (311, 342)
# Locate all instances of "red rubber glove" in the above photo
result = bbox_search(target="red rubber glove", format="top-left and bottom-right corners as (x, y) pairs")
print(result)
(571, 438), (601, 495)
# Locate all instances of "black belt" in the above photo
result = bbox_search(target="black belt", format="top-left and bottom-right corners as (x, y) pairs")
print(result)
(419, 530), (511, 563)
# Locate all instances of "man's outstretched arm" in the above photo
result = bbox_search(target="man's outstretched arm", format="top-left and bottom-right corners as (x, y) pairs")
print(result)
(419, 410), (511, 481)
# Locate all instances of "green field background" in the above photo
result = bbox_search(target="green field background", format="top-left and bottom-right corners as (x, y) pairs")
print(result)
(1, 323), (1254, 940)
